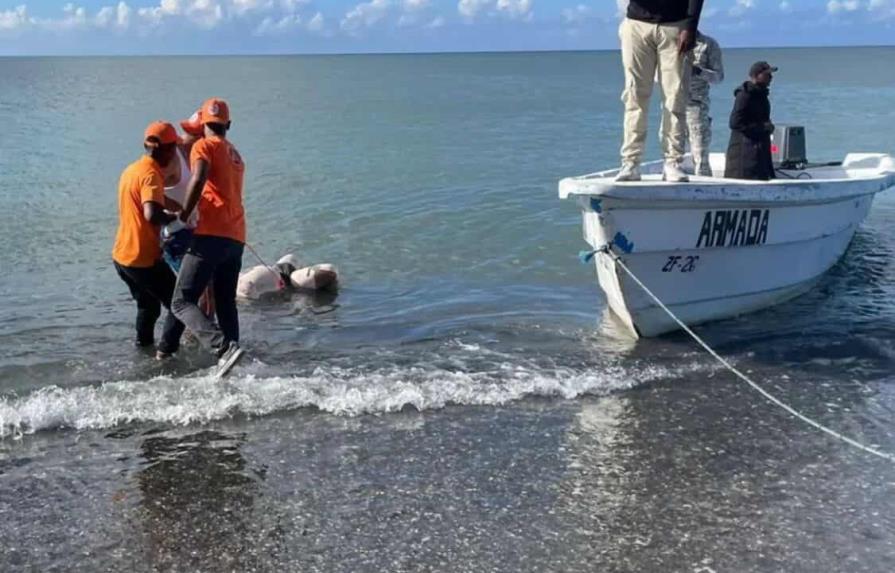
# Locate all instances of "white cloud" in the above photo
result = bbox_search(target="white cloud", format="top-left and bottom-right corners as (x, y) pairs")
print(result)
(0, 5), (30, 31)
(861, 0), (895, 18)
(306, 10), (324, 31)
(28, 3), (90, 31)
(340, 0), (391, 33)
(616, 0), (627, 17)
(186, 0), (224, 28)
(254, 12), (300, 34)
(255, 5), (326, 35)
(137, 0), (182, 25)
(458, 0), (532, 21)
(230, 0), (271, 16)
(496, 0), (532, 20)
(96, 2), (131, 29)
(279, 0), (309, 13)
(343, 0), (441, 31)
(398, 0), (445, 26)
(458, 0), (490, 20)
(117, 0), (132, 26)
(1, 0), (323, 36)
(868, 0), (895, 18)
(397, 0), (430, 26)
(827, 0), (861, 13)
(729, 0), (755, 17)
(561, 4), (591, 25)
(3, 2), (132, 33)
(137, 0), (224, 29)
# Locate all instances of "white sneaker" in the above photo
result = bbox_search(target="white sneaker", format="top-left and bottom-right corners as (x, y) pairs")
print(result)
(615, 163), (641, 182)
(216, 341), (245, 378)
(663, 161), (689, 183)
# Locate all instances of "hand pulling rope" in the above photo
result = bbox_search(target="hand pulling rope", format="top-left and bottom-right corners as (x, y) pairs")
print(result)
(594, 244), (895, 463)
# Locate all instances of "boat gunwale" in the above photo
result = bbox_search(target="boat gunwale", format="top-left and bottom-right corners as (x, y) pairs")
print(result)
(558, 154), (895, 202)
(560, 175), (895, 202)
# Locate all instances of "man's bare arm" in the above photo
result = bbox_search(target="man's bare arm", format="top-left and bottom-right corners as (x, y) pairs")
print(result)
(180, 159), (208, 223)
(143, 201), (176, 226)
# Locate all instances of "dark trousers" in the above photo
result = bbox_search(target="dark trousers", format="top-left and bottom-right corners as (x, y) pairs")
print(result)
(172, 235), (244, 356)
(114, 260), (185, 354)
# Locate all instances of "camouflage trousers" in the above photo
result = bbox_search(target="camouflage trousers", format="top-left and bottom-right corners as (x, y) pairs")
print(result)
(686, 100), (712, 176)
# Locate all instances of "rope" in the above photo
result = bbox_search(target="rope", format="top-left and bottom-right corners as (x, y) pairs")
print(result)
(244, 242), (285, 289)
(599, 245), (895, 463)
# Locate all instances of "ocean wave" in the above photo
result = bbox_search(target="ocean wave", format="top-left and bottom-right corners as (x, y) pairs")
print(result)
(0, 360), (713, 440)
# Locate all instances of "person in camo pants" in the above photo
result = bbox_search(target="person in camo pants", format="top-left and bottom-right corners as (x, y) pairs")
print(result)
(686, 31), (724, 176)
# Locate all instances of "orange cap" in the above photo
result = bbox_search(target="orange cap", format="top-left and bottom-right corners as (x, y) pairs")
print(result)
(200, 98), (230, 125)
(144, 121), (179, 147)
(180, 109), (204, 136)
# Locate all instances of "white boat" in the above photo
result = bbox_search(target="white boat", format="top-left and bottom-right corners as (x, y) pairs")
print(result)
(559, 153), (895, 337)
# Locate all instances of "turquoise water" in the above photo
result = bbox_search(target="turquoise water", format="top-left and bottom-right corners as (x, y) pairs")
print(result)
(1, 48), (895, 571)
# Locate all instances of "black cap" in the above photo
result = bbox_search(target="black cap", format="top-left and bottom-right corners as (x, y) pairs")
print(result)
(749, 61), (778, 77)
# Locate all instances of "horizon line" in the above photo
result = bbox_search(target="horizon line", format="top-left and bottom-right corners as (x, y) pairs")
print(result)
(2, 43), (894, 58)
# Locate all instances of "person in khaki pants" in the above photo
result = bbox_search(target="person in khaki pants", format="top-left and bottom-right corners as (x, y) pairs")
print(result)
(616, 0), (705, 183)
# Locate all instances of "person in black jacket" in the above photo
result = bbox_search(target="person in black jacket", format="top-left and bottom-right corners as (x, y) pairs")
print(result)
(724, 61), (777, 180)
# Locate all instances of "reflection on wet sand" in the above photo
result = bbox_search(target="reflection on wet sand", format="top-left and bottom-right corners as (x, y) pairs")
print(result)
(134, 430), (285, 571)
(551, 382), (895, 572)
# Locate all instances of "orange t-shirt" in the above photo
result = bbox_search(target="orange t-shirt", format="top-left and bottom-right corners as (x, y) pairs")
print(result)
(190, 135), (246, 243)
(112, 156), (166, 268)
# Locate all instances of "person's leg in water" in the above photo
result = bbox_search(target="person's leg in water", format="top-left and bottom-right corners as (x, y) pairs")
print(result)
(212, 242), (243, 344)
(172, 236), (225, 353)
(172, 235), (244, 370)
(116, 263), (161, 347)
(115, 261), (184, 354)
(164, 228), (216, 323)
(145, 261), (186, 356)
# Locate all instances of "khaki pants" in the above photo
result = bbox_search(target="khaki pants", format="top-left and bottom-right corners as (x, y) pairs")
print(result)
(620, 17), (691, 165)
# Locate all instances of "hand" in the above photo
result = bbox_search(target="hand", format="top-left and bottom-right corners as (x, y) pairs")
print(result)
(677, 28), (695, 55)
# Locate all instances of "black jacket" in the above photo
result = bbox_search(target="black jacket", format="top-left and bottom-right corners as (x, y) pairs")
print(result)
(724, 81), (775, 181)
(627, 0), (705, 28)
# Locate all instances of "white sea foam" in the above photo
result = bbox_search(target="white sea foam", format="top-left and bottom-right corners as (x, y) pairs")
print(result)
(0, 360), (713, 439)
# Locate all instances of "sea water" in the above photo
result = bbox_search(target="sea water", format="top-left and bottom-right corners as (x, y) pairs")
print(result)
(1, 48), (895, 571)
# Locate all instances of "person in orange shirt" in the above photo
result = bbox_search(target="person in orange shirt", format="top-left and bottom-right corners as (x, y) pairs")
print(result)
(112, 122), (186, 357)
(160, 108), (216, 319)
(172, 98), (246, 374)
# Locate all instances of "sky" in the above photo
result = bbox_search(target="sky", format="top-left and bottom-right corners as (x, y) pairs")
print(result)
(1, 0), (894, 55)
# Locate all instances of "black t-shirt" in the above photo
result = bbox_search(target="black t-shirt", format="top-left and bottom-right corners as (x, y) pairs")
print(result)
(627, 0), (702, 25)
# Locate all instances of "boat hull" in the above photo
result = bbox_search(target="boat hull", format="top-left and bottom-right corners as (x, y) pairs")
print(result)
(561, 154), (895, 337)
(595, 228), (851, 337)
